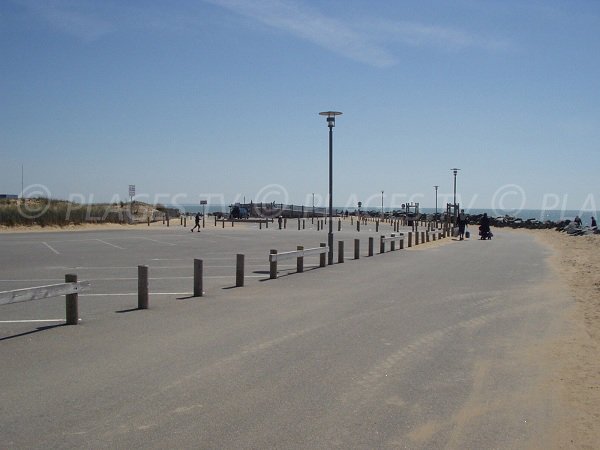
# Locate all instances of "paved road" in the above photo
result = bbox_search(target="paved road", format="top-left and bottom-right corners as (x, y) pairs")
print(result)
(0, 225), (572, 448)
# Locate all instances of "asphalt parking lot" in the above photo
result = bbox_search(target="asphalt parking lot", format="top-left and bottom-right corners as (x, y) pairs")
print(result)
(0, 218), (407, 336)
(1, 223), (576, 448)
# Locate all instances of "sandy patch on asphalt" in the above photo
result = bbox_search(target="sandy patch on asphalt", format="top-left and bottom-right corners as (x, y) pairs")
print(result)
(527, 229), (600, 447)
(408, 231), (456, 251)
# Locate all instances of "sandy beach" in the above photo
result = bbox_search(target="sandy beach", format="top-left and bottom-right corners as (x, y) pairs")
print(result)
(527, 229), (600, 447)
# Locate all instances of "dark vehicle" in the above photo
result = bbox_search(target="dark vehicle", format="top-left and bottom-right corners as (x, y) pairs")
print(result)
(230, 204), (249, 219)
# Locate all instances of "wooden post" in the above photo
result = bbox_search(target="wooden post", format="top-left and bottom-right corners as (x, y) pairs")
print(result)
(270, 250), (278, 279)
(357, 220), (360, 232)
(303, 220), (306, 230)
(297, 246), (304, 273)
(400, 236), (404, 249)
(138, 265), (149, 309)
(408, 232), (413, 248)
(338, 219), (341, 231)
(354, 239), (360, 260)
(298, 218), (301, 230)
(426, 231), (430, 242)
(391, 234), (396, 251)
(338, 241), (344, 264)
(236, 254), (244, 287)
(147, 216), (150, 226)
(421, 231), (426, 244)
(380, 235), (385, 254)
(214, 216), (217, 227)
(319, 243), (326, 268)
(376, 221), (379, 233)
(65, 274), (79, 325)
(368, 237), (374, 256)
(166, 213), (169, 227)
(415, 231), (420, 245)
(194, 259), (203, 297)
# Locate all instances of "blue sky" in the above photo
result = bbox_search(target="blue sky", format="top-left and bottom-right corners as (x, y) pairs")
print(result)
(1, 0), (599, 213)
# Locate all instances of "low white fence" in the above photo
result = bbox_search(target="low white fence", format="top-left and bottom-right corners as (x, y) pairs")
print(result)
(0, 275), (90, 325)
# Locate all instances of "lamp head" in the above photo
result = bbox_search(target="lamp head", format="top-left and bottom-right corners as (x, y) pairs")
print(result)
(319, 111), (343, 128)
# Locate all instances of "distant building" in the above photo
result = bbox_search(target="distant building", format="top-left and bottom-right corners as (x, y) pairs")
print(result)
(0, 194), (18, 199)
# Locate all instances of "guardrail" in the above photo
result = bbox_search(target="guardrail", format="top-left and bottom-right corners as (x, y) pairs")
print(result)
(380, 233), (405, 253)
(269, 244), (328, 279)
(0, 275), (90, 325)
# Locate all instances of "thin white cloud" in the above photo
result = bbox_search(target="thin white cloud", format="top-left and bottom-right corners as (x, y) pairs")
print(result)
(11, 0), (510, 64)
(202, 0), (397, 67)
(370, 20), (511, 52)
(203, 0), (510, 67)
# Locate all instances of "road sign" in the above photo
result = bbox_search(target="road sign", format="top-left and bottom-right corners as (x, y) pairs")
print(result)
(200, 200), (208, 205)
(129, 185), (136, 197)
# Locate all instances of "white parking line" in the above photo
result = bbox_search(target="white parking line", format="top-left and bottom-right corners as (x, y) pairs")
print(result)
(138, 237), (177, 246)
(80, 292), (193, 297)
(42, 242), (60, 255)
(0, 319), (66, 323)
(95, 239), (125, 249)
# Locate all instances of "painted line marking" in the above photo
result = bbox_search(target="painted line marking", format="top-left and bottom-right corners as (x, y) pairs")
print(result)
(80, 292), (193, 297)
(95, 239), (125, 249)
(42, 242), (60, 255)
(0, 319), (68, 323)
(138, 237), (177, 246)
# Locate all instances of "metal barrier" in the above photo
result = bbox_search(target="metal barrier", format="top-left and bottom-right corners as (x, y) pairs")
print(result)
(380, 233), (405, 253)
(269, 244), (328, 279)
(0, 275), (90, 325)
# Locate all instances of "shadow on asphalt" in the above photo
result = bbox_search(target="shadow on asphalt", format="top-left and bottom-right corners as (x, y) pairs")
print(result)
(0, 323), (67, 341)
(115, 307), (141, 314)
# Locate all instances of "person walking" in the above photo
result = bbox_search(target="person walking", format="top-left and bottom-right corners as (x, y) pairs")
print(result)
(190, 212), (201, 232)
(591, 217), (597, 228)
(457, 209), (468, 240)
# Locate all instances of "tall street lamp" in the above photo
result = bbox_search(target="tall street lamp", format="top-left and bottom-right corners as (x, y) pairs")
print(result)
(434, 185), (439, 221)
(319, 111), (342, 265)
(451, 168), (460, 223)
(381, 190), (384, 219)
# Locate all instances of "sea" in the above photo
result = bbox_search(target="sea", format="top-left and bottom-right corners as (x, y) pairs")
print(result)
(174, 204), (596, 223)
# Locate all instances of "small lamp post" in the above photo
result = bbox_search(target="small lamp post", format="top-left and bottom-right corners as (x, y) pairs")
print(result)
(434, 185), (439, 224)
(451, 168), (460, 224)
(319, 111), (342, 265)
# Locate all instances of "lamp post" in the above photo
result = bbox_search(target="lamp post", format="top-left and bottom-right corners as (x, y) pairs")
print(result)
(434, 185), (439, 225)
(381, 190), (384, 219)
(451, 168), (460, 223)
(319, 111), (342, 265)
(312, 193), (315, 221)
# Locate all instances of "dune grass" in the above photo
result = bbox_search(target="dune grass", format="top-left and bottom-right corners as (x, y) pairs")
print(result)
(0, 198), (148, 227)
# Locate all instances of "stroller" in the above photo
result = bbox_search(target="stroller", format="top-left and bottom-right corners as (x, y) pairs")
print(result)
(479, 226), (493, 240)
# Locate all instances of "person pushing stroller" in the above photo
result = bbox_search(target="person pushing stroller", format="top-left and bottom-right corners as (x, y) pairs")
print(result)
(479, 213), (492, 240)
